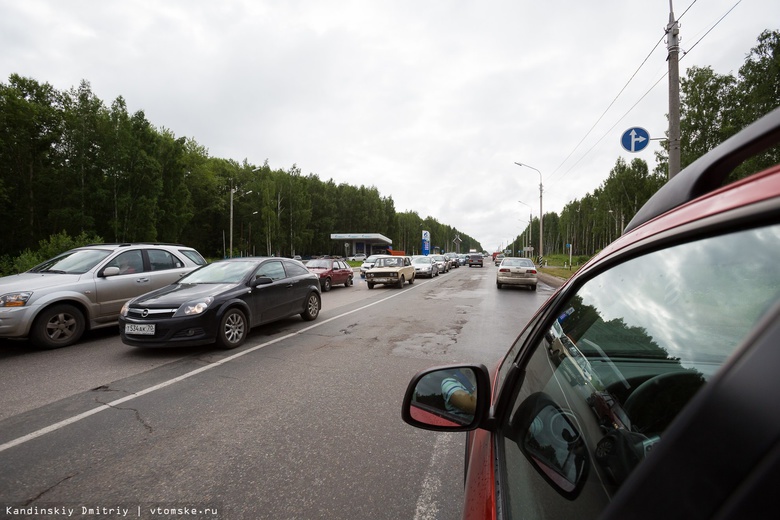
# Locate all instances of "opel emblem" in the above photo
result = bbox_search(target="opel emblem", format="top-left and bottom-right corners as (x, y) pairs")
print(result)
(142, 309), (149, 318)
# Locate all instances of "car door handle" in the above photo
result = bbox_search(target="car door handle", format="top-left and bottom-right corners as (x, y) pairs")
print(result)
(136, 277), (150, 283)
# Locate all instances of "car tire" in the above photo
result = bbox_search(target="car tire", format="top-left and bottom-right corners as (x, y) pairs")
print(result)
(345, 276), (353, 287)
(397, 276), (405, 288)
(301, 292), (321, 321)
(367, 282), (375, 289)
(497, 282), (502, 289)
(30, 303), (86, 349)
(408, 274), (415, 284)
(531, 284), (537, 291)
(216, 308), (247, 349)
(322, 278), (332, 292)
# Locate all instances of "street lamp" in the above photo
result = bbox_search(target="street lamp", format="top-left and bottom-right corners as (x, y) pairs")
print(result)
(229, 185), (252, 258)
(515, 163), (543, 262)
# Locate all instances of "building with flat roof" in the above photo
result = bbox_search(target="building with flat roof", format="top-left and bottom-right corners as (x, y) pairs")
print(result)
(331, 233), (393, 257)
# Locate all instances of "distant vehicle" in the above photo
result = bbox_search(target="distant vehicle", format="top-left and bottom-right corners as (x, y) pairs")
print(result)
(401, 107), (780, 520)
(0, 243), (207, 349)
(494, 254), (505, 266)
(306, 258), (354, 291)
(120, 257), (321, 349)
(444, 253), (460, 268)
(349, 253), (366, 262)
(365, 256), (415, 289)
(496, 257), (537, 290)
(411, 255), (439, 278)
(431, 254), (450, 273)
(467, 254), (483, 268)
(359, 254), (391, 278)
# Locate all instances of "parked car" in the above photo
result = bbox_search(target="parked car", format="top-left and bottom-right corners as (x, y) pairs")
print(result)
(411, 255), (439, 278)
(365, 256), (415, 289)
(431, 254), (450, 273)
(444, 253), (460, 268)
(0, 243), (207, 349)
(119, 257), (321, 349)
(306, 258), (353, 291)
(349, 253), (367, 262)
(467, 253), (483, 268)
(359, 254), (390, 278)
(402, 107), (780, 519)
(493, 253), (505, 266)
(496, 257), (537, 290)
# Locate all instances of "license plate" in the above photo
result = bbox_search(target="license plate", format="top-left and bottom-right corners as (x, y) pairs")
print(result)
(125, 323), (155, 335)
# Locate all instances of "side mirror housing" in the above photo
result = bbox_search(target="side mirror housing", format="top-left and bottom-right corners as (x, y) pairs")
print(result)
(401, 364), (492, 432)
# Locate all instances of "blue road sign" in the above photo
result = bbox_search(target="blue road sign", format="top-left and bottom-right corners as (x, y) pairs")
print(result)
(621, 127), (650, 153)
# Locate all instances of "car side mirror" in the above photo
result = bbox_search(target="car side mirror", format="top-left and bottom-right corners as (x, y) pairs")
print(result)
(508, 392), (589, 498)
(251, 276), (274, 287)
(102, 266), (120, 277)
(401, 364), (491, 432)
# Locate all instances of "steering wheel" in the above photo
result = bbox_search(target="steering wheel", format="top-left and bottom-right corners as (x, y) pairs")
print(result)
(622, 371), (705, 435)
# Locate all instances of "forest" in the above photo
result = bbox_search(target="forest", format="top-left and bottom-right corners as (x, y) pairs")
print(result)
(1, 30), (778, 274)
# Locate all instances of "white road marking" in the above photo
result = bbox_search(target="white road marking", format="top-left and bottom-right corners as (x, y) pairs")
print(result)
(413, 433), (454, 520)
(0, 281), (429, 454)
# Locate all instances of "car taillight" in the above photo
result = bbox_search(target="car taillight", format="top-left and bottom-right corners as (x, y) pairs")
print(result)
(499, 268), (510, 273)
(529, 269), (537, 274)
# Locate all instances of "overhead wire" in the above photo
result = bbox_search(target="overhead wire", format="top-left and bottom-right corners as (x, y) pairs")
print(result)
(544, 0), (742, 191)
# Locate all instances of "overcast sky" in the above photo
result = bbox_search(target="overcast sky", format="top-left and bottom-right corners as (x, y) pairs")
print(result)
(2, 1), (777, 252)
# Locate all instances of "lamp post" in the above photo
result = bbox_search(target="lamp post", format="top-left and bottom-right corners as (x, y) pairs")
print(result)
(518, 200), (533, 258)
(229, 184), (252, 258)
(515, 162), (543, 261)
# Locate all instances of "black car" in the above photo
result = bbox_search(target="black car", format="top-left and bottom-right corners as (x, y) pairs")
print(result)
(119, 257), (321, 349)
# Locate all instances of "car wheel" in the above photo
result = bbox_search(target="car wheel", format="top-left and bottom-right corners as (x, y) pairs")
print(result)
(409, 274), (415, 284)
(301, 292), (321, 321)
(531, 284), (537, 291)
(397, 276), (405, 288)
(30, 304), (85, 349)
(497, 282), (502, 289)
(345, 275), (353, 287)
(368, 282), (375, 289)
(322, 277), (332, 292)
(216, 308), (247, 349)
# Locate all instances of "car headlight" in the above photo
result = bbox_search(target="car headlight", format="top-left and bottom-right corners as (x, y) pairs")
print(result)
(0, 292), (33, 307)
(175, 297), (214, 317)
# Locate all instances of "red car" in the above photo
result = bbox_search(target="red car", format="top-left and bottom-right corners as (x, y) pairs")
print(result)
(402, 107), (780, 520)
(305, 258), (354, 292)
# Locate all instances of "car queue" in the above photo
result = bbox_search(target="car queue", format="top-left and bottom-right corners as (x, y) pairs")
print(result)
(1, 246), (524, 352)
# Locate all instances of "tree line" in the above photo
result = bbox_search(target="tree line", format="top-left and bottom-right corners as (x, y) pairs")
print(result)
(512, 29), (779, 261)
(0, 77), (482, 273)
(1, 30), (777, 273)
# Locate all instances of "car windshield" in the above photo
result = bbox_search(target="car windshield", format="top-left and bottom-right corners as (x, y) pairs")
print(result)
(180, 261), (257, 284)
(29, 249), (113, 274)
(375, 257), (402, 267)
(306, 259), (331, 269)
(412, 257), (431, 264)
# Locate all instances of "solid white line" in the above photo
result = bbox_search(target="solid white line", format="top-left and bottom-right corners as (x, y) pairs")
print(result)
(0, 281), (428, 454)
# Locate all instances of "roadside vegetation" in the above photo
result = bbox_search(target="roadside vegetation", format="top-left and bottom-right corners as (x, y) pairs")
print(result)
(1, 31), (777, 275)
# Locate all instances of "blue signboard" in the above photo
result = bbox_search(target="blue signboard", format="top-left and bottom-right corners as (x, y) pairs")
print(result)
(621, 127), (650, 153)
(422, 230), (430, 255)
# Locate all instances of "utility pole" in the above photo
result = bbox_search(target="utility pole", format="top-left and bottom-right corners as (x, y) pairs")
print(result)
(667, 0), (681, 179)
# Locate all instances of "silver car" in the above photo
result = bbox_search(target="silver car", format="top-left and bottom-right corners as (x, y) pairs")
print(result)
(411, 255), (439, 278)
(0, 243), (207, 348)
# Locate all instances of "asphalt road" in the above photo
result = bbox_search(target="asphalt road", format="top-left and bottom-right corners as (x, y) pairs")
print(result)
(0, 265), (556, 520)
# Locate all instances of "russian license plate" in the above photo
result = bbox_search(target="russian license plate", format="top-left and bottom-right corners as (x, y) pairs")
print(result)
(125, 323), (155, 335)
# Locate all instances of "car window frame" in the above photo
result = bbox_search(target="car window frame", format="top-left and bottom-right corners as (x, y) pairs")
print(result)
(489, 207), (780, 519)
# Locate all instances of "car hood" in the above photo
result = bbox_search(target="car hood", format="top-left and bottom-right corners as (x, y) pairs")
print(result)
(0, 272), (85, 292)
(130, 283), (241, 307)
